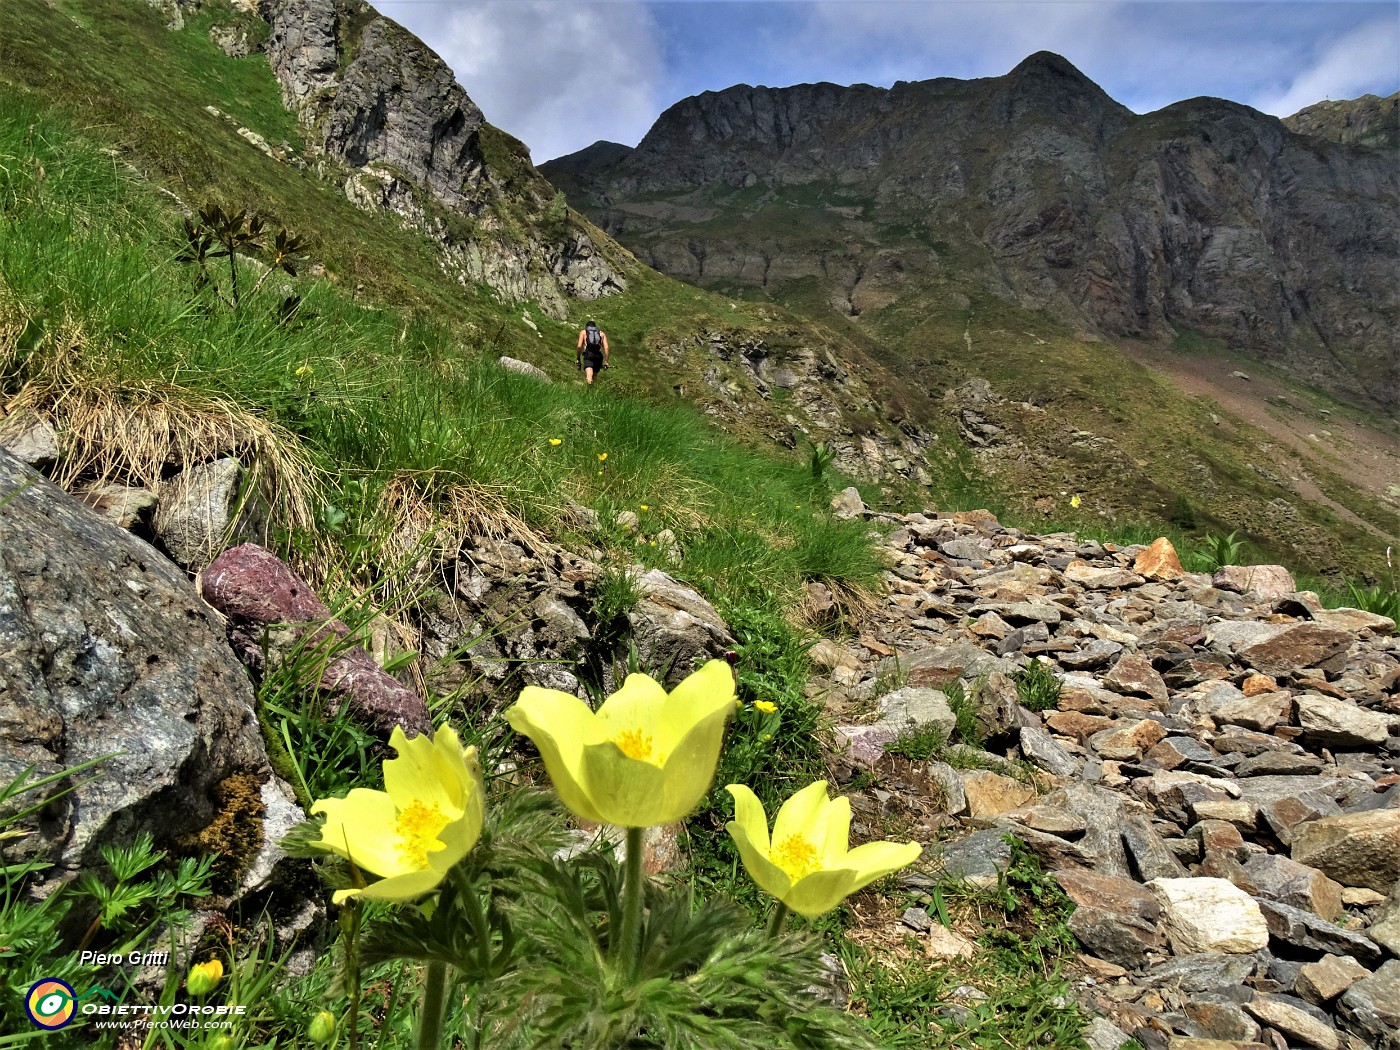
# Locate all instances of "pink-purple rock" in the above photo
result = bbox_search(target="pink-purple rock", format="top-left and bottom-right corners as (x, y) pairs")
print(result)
(201, 543), (430, 737)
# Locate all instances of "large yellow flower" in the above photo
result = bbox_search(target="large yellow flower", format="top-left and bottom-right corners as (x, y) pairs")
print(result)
(725, 781), (922, 918)
(311, 726), (484, 904)
(505, 661), (735, 827)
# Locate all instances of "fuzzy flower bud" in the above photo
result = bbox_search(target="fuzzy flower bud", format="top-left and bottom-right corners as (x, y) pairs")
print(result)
(308, 1010), (338, 1046)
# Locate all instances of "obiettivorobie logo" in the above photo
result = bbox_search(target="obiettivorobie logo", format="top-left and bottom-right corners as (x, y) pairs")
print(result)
(24, 979), (119, 1030)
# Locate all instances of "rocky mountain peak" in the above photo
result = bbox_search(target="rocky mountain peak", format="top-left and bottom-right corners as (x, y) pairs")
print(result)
(256, 0), (626, 315)
(1284, 92), (1400, 149)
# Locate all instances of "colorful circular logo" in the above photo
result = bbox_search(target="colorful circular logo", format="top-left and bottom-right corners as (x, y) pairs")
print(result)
(25, 978), (77, 1030)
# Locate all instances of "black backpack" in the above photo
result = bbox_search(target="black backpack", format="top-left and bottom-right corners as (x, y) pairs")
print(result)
(584, 323), (602, 350)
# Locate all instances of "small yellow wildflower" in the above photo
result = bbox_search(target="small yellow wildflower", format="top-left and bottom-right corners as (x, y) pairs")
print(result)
(1070, 494), (1082, 508)
(187, 959), (223, 997)
(549, 438), (562, 446)
(754, 700), (778, 714)
(597, 453), (608, 462)
(639, 504), (650, 511)
(295, 364), (313, 377)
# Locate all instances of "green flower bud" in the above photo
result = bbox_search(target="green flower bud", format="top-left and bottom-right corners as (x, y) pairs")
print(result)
(308, 1010), (337, 1046)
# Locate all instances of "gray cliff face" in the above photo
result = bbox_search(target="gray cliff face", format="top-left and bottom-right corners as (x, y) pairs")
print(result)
(548, 55), (1398, 410)
(260, 0), (624, 314)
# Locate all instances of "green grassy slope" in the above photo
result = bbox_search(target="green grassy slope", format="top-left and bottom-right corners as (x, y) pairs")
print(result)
(563, 173), (1399, 581)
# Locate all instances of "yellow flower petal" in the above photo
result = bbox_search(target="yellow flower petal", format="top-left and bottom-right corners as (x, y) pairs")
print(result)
(313, 789), (413, 876)
(783, 869), (859, 918)
(725, 784), (771, 854)
(840, 840), (926, 890)
(753, 700), (777, 714)
(549, 438), (562, 445)
(506, 687), (605, 823)
(771, 780), (834, 849)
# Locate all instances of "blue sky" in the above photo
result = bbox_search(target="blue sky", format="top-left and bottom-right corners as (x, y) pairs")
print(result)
(373, 1), (1400, 162)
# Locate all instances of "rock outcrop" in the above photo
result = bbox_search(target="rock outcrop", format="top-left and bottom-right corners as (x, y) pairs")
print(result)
(1284, 92), (1399, 150)
(0, 450), (269, 872)
(254, 0), (625, 315)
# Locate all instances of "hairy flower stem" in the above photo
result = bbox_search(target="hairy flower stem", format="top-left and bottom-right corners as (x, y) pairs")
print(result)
(417, 960), (448, 1050)
(766, 902), (791, 938)
(617, 826), (645, 982)
(343, 900), (363, 1050)
(454, 868), (494, 973)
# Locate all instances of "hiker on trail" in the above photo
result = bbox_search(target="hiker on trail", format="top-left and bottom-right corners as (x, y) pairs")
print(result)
(576, 320), (609, 385)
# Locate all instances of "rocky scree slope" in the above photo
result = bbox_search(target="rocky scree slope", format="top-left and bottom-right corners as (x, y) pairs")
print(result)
(546, 53), (1400, 412)
(816, 491), (1399, 1050)
(4, 405), (1400, 1046)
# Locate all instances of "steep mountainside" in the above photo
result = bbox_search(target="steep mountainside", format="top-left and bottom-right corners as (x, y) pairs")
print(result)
(545, 54), (1399, 413)
(1284, 92), (1399, 150)
(2, 3), (1395, 578)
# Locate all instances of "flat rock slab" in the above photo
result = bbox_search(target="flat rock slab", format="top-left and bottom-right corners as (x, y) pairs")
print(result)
(1212, 564), (1296, 599)
(1256, 898), (1384, 968)
(1056, 868), (1163, 966)
(1295, 693), (1395, 749)
(1235, 623), (1354, 677)
(1296, 955), (1371, 1006)
(1065, 564), (1144, 589)
(1337, 960), (1399, 1049)
(1149, 877), (1269, 954)
(961, 769), (1036, 818)
(877, 687), (955, 737)
(1290, 809), (1400, 893)
(1242, 996), (1339, 1050)
(1102, 654), (1169, 703)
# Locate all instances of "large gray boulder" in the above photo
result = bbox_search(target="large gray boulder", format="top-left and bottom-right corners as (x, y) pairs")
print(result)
(0, 450), (268, 871)
(626, 569), (736, 685)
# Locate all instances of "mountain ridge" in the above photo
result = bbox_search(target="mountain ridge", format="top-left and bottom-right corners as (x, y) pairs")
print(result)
(544, 55), (1398, 414)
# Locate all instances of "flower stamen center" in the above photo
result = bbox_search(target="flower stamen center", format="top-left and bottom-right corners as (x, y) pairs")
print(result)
(395, 800), (449, 868)
(772, 834), (819, 880)
(614, 728), (654, 761)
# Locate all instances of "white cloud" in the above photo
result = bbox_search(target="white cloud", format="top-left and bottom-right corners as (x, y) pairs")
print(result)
(1251, 17), (1400, 115)
(373, 0), (666, 162)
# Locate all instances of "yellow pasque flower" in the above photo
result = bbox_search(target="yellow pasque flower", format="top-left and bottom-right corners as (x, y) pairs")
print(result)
(311, 726), (484, 904)
(506, 661), (734, 827)
(753, 700), (778, 714)
(1070, 494), (1082, 508)
(187, 959), (223, 996)
(725, 781), (922, 918)
(549, 438), (562, 446)
(597, 452), (608, 462)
